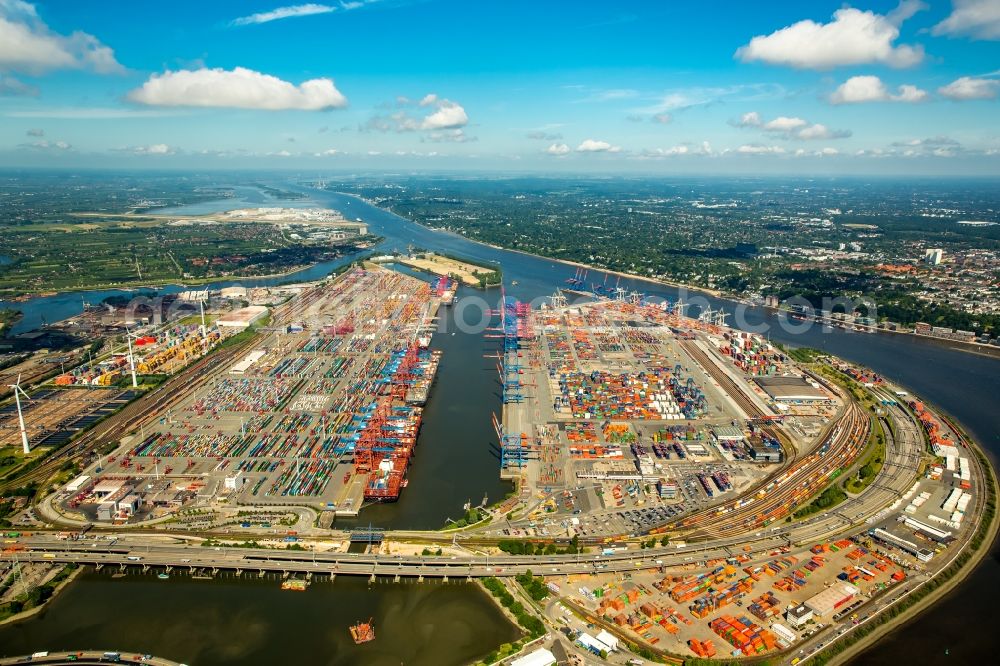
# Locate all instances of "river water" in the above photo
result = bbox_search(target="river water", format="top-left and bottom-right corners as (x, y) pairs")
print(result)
(0, 571), (519, 665)
(1, 184), (997, 663)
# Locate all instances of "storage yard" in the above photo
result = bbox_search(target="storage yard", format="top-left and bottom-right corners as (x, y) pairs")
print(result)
(555, 535), (913, 659)
(493, 296), (845, 539)
(53, 267), (443, 522)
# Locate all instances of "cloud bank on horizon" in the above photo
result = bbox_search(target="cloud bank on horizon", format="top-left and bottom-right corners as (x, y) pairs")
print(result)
(0, 0), (998, 172)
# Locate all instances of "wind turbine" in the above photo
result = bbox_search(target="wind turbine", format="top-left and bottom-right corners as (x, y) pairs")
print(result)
(124, 326), (139, 388)
(7, 375), (31, 455)
(199, 298), (209, 351)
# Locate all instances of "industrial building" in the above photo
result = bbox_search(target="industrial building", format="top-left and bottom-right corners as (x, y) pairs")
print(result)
(747, 441), (782, 463)
(786, 604), (814, 628)
(754, 376), (828, 402)
(803, 581), (860, 617)
(510, 648), (556, 666)
(217, 305), (269, 329)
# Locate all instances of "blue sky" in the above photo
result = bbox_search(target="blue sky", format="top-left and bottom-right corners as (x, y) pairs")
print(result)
(1, 0), (999, 173)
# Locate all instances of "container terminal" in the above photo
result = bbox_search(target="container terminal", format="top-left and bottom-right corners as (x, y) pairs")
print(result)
(491, 290), (849, 540)
(3, 276), (992, 665)
(47, 266), (443, 523)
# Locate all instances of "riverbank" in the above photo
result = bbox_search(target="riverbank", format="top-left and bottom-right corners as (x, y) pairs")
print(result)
(0, 564), (82, 627)
(467, 235), (1000, 360)
(0, 248), (371, 302)
(824, 416), (998, 665)
(354, 193), (1000, 361)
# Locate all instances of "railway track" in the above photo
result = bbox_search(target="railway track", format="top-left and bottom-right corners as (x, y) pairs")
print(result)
(676, 402), (870, 539)
(679, 339), (797, 464)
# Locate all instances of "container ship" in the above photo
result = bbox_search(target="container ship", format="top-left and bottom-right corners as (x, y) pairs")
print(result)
(352, 344), (441, 503)
(434, 275), (457, 305)
(350, 618), (375, 644)
(405, 349), (442, 405)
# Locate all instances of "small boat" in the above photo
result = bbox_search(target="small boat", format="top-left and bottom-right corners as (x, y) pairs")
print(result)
(157, 573), (169, 580)
(350, 618), (375, 644)
(281, 579), (308, 591)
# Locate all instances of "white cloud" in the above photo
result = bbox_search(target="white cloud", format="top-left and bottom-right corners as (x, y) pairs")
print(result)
(365, 94), (468, 132)
(19, 138), (70, 150)
(795, 124), (845, 140)
(828, 75), (929, 104)
(0, 0), (123, 74)
(635, 83), (786, 115)
(651, 113), (672, 124)
(25, 127), (42, 136)
(762, 116), (807, 132)
(933, 0), (1000, 40)
(793, 147), (840, 157)
(736, 144), (785, 154)
(314, 148), (340, 156)
(576, 139), (621, 153)
(736, 111), (850, 140)
(127, 67), (348, 110)
(425, 128), (474, 143)
(938, 75), (1000, 100)
(132, 143), (172, 155)
(527, 130), (562, 141)
(420, 99), (468, 129)
(735, 2), (926, 69)
(0, 74), (36, 96)
(574, 87), (640, 103)
(640, 142), (714, 158)
(545, 143), (570, 156)
(894, 84), (929, 102)
(231, 4), (336, 26)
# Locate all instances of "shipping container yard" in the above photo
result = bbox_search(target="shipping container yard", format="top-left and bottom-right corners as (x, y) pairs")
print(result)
(51, 267), (443, 522)
(555, 534), (913, 659)
(491, 295), (847, 539)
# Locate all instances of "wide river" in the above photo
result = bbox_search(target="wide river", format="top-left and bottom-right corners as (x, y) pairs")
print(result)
(1, 185), (997, 663)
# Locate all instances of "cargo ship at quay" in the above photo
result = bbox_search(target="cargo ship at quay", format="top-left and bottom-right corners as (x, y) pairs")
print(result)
(434, 275), (457, 305)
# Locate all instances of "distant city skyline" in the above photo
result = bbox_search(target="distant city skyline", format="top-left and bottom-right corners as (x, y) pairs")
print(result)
(0, 0), (998, 173)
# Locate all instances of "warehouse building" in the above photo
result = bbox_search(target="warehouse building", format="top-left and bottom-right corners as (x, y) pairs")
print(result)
(510, 648), (556, 666)
(804, 581), (860, 617)
(746, 441), (782, 463)
(712, 425), (745, 443)
(217, 305), (269, 329)
(754, 376), (828, 402)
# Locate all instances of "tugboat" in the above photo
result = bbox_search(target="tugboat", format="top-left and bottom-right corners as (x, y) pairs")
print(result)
(350, 618), (376, 644)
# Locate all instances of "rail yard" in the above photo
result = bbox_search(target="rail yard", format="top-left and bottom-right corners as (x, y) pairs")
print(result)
(1, 273), (993, 665)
